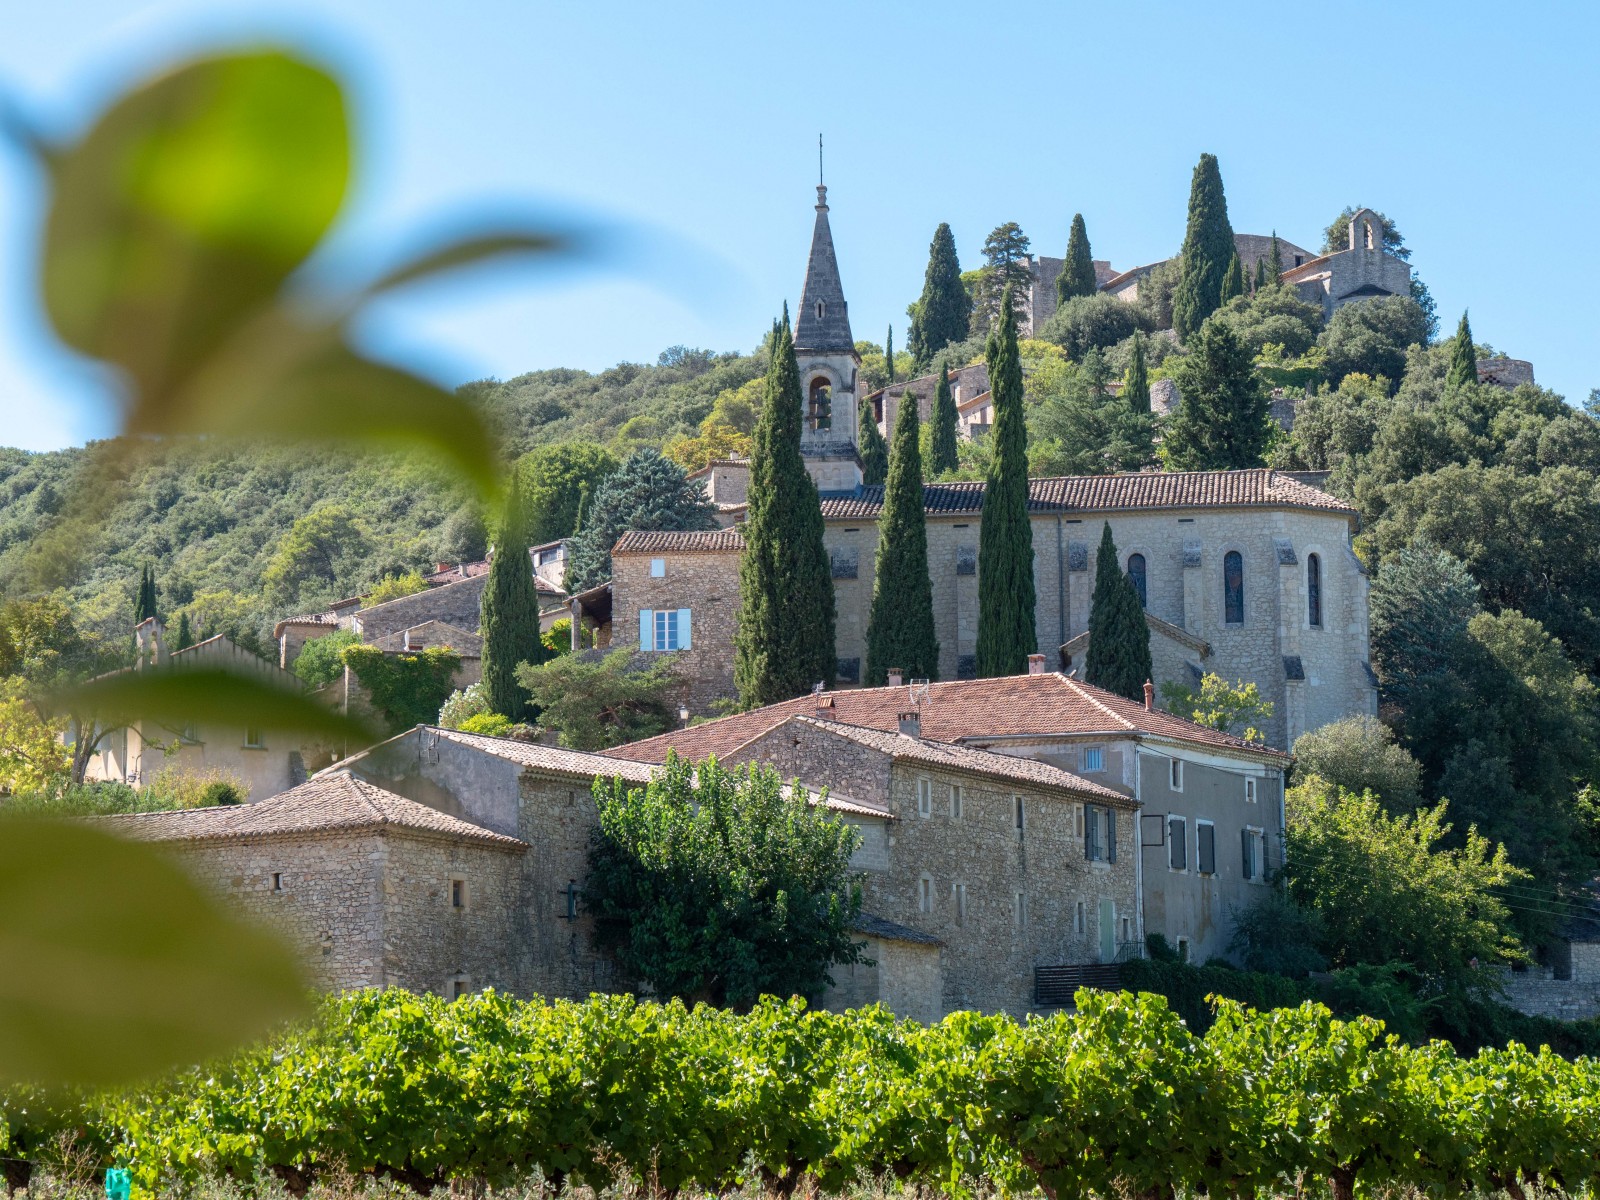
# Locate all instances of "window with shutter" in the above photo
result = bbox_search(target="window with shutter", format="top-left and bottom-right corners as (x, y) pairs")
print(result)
(1307, 553), (1322, 628)
(1224, 550), (1244, 625)
(1168, 816), (1187, 870)
(1241, 827), (1253, 879)
(1197, 821), (1216, 875)
(1107, 809), (1117, 862)
(638, 609), (654, 651)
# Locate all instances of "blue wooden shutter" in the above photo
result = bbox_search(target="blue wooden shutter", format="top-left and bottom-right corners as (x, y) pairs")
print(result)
(1107, 809), (1117, 863)
(639, 609), (653, 651)
(677, 609), (692, 650)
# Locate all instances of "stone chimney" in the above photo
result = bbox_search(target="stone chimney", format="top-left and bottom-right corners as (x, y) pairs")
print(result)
(435, 562), (451, 575)
(897, 710), (921, 738)
(1143, 679), (1155, 711)
(887, 667), (903, 688)
(1026, 653), (1046, 675)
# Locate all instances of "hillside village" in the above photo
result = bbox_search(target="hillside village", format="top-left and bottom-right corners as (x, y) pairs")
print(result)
(3, 152), (1586, 1052)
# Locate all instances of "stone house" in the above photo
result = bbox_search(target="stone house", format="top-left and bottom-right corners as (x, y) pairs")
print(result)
(97, 771), (528, 996)
(1496, 886), (1600, 1021)
(865, 362), (991, 441)
(1279, 209), (1412, 318)
(1100, 233), (1316, 305)
(608, 666), (1289, 968)
(370, 620), (483, 689)
(83, 619), (312, 801)
(685, 460), (752, 526)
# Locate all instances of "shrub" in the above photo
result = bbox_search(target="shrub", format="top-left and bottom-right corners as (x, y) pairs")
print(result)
(456, 712), (513, 737)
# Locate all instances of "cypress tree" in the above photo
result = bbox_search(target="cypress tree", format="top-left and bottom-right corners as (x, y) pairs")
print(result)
(865, 384), (938, 685)
(928, 363), (960, 476)
(735, 315), (837, 707)
(173, 611), (194, 652)
(1083, 522), (1152, 702)
(1164, 318), (1272, 470)
(908, 223), (971, 370)
(1267, 232), (1283, 281)
(1219, 252), (1244, 303)
(1057, 212), (1097, 303)
(481, 472), (547, 721)
(1254, 255), (1268, 292)
(1172, 153), (1235, 341)
(885, 325), (896, 384)
(134, 564), (157, 624)
(1446, 310), (1478, 391)
(1123, 332), (1151, 415)
(859, 396), (889, 486)
(975, 286), (1036, 677)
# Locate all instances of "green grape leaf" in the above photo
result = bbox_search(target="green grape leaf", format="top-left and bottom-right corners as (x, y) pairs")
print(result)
(361, 230), (568, 297)
(42, 50), (348, 412)
(0, 819), (309, 1087)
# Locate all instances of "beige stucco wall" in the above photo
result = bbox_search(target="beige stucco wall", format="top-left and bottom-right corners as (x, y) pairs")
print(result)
(86, 721), (303, 802)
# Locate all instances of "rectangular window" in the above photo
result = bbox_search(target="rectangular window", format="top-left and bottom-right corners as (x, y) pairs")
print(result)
(1197, 821), (1216, 875)
(452, 979), (470, 1000)
(1076, 805), (1085, 838)
(1245, 776), (1258, 804)
(640, 609), (693, 652)
(1085, 805), (1117, 863)
(650, 557), (665, 577)
(1013, 794), (1026, 834)
(1075, 900), (1085, 933)
(952, 882), (968, 924)
(1014, 891), (1028, 930)
(1169, 758), (1184, 791)
(271, 872), (283, 893)
(1242, 827), (1264, 881)
(1176, 935), (1191, 963)
(1081, 745), (1104, 773)
(450, 878), (467, 909)
(919, 876), (932, 914)
(950, 784), (964, 820)
(917, 777), (933, 818)
(1121, 916), (1131, 942)
(243, 727), (264, 749)
(1168, 816), (1187, 871)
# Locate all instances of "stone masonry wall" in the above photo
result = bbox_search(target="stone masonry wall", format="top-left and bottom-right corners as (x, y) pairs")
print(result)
(612, 548), (741, 712)
(1495, 965), (1600, 1021)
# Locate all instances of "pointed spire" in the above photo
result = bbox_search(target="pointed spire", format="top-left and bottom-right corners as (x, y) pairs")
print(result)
(794, 177), (854, 355)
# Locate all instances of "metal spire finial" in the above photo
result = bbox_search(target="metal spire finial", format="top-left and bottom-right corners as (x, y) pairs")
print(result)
(818, 133), (823, 186)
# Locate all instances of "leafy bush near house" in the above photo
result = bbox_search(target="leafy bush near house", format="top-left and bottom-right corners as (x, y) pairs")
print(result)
(341, 644), (461, 734)
(291, 630), (360, 689)
(456, 712), (513, 738)
(144, 764), (249, 808)
(515, 648), (681, 751)
(1159, 673), (1273, 742)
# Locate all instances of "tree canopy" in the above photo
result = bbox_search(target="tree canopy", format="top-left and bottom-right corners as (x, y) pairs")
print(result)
(1057, 213), (1097, 303)
(564, 449), (717, 593)
(907, 222), (971, 370)
(1163, 317), (1272, 470)
(1172, 153), (1235, 341)
(516, 647), (681, 750)
(1082, 522), (1151, 702)
(864, 384), (938, 685)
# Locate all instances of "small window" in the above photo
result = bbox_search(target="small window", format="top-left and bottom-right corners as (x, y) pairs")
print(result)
(1075, 900), (1085, 933)
(816, 300), (825, 319)
(1175, 935), (1191, 963)
(1075, 804), (1085, 837)
(1224, 551), (1244, 625)
(244, 727), (264, 748)
(271, 872), (283, 893)
(1081, 745), (1105, 773)
(1168, 816), (1187, 871)
(563, 880), (579, 920)
(639, 608), (692, 652)
(952, 882), (968, 925)
(808, 377), (832, 431)
(450, 878), (467, 909)
(1121, 916), (1131, 942)
(950, 784), (964, 820)
(181, 722), (199, 744)
(1307, 553), (1322, 628)
(916, 777), (933, 818)
(1245, 777), (1258, 804)
(1014, 891), (1028, 930)
(1013, 794), (1026, 834)
(1085, 805), (1117, 863)
(1169, 758), (1184, 792)
(451, 979), (470, 1000)
(1127, 553), (1147, 608)
(919, 874), (933, 914)
(650, 557), (666, 578)
(1197, 821), (1216, 875)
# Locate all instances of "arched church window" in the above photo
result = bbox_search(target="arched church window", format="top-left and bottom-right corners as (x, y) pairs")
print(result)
(1223, 551), (1244, 625)
(808, 377), (832, 432)
(1307, 553), (1322, 628)
(1127, 553), (1147, 608)
(816, 301), (826, 319)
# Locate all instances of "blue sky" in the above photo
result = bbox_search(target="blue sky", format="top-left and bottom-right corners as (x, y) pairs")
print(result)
(2, 0), (1596, 452)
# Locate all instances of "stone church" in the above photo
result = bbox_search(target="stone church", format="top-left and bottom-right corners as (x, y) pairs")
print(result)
(599, 186), (1379, 751)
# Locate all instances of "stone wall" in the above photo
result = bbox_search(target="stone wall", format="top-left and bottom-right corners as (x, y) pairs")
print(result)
(1494, 965), (1600, 1021)
(612, 548), (742, 712)
(822, 934), (943, 1024)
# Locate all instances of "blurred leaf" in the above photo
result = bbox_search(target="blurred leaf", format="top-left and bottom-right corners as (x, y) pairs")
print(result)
(362, 230), (567, 297)
(42, 50), (348, 410)
(57, 667), (379, 745)
(0, 818), (309, 1086)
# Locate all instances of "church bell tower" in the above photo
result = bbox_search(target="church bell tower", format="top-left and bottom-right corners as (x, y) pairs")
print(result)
(792, 174), (863, 495)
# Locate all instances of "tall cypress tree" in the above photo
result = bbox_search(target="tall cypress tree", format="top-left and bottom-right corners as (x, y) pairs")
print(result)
(735, 315), (837, 707)
(1083, 522), (1152, 702)
(975, 286), (1036, 677)
(1446, 310), (1478, 391)
(173, 611), (194, 652)
(928, 363), (960, 476)
(885, 325), (896, 384)
(1057, 212), (1097, 303)
(1254, 255), (1268, 292)
(1164, 318), (1272, 470)
(134, 564), (157, 624)
(1172, 153), (1236, 341)
(481, 472), (547, 721)
(908, 223), (971, 370)
(1123, 332), (1151, 415)
(1268, 232), (1283, 278)
(1219, 252), (1244, 303)
(865, 386), (938, 685)
(859, 396), (889, 486)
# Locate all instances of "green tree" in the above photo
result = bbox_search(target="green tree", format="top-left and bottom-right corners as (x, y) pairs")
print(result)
(885, 325), (895, 384)
(1163, 317), (1271, 469)
(1211, 286), (1325, 359)
(858, 396), (889, 486)
(928, 363), (960, 476)
(1317, 295), (1430, 387)
(564, 449), (717, 592)
(1037, 293), (1146, 361)
(135, 564), (157, 624)
(519, 441), (620, 547)
(261, 505), (371, 606)
(1123, 331), (1151, 414)
(973, 222), (1032, 333)
(734, 317), (837, 707)
(436, 503), (488, 565)
(865, 387), (938, 685)
(1057, 212), (1097, 303)
(1290, 716), (1423, 811)
(364, 570), (428, 607)
(1082, 523), (1151, 701)
(1029, 353), (1156, 476)
(480, 474), (547, 721)
(1159, 673), (1275, 743)
(975, 286), (1036, 677)
(585, 753), (865, 1008)
(341, 643), (462, 734)
(172, 611), (194, 652)
(1446, 310), (1478, 391)
(1172, 153), (1235, 341)
(516, 647), (681, 750)
(291, 629), (360, 688)
(1219, 251), (1244, 304)
(1267, 232), (1283, 280)
(907, 222), (971, 370)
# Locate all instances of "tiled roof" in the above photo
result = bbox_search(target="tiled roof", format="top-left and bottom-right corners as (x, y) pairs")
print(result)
(273, 611), (341, 638)
(419, 555), (565, 593)
(606, 671), (1287, 764)
(430, 727), (661, 785)
(819, 469), (1353, 519)
(685, 458), (751, 478)
(853, 912), (942, 946)
(783, 716), (1130, 804)
(97, 772), (525, 848)
(613, 529), (746, 554)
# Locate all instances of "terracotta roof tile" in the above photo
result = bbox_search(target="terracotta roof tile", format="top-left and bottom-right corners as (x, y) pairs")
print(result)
(96, 772), (526, 848)
(613, 529), (746, 555)
(820, 468), (1353, 520)
(606, 672), (1287, 765)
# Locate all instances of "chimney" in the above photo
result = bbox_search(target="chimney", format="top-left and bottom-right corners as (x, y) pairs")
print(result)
(897, 710), (921, 738)
(435, 562), (451, 574)
(403, 629), (425, 652)
(1026, 653), (1046, 675)
(814, 694), (835, 720)
(887, 667), (903, 688)
(1143, 679), (1154, 711)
